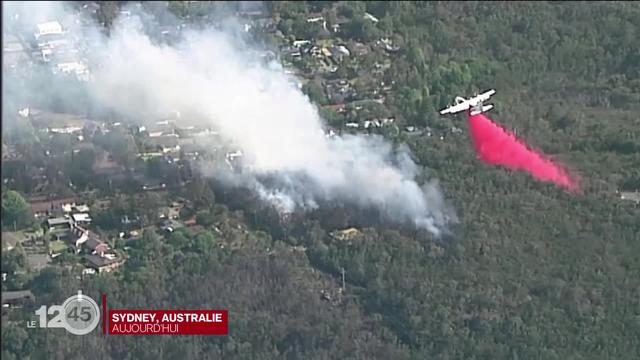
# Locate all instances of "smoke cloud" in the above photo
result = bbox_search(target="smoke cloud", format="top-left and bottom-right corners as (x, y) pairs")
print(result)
(3, 2), (457, 236)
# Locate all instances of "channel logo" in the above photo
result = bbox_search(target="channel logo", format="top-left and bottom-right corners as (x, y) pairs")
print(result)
(27, 291), (229, 336)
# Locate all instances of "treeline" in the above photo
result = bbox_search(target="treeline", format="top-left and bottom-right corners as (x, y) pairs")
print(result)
(2, 1), (640, 359)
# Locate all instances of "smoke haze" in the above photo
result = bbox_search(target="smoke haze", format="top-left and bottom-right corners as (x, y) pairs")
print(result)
(3, 1), (457, 236)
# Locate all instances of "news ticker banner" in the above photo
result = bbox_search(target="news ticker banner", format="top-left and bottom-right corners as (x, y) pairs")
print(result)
(27, 291), (228, 336)
(108, 310), (228, 335)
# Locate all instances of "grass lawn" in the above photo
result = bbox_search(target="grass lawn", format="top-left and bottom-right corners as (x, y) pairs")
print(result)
(19, 228), (45, 240)
(50, 240), (68, 254)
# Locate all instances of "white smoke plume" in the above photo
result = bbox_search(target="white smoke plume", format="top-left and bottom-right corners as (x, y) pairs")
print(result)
(3, 2), (457, 236)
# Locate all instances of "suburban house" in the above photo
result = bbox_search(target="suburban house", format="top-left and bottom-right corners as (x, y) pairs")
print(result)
(84, 237), (109, 255)
(330, 227), (362, 241)
(61, 203), (90, 214)
(46, 217), (73, 239)
(69, 224), (125, 274)
(71, 213), (92, 226)
(619, 190), (640, 204)
(161, 219), (184, 233)
(69, 225), (89, 250)
(29, 196), (77, 219)
(85, 253), (124, 273)
(69, 225), (107, 254)
(2, 290), (35, 308)
(145, 134), (180, 154)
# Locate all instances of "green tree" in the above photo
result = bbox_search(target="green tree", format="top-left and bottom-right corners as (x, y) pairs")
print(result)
(196, 210), (215, 227)
(1, 244), (27, 274)
(185, 175), (215, 209)
(302, 81), (327, 105)
(1, 190), (30, 229)
(140, 192), (163, 225)
(70, 148), (96, 189)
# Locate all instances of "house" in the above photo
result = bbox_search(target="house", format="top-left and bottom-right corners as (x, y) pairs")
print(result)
(330, 228), (361, 241)
(619, 191), (640, 204)
(60, 202), (89, 214)
(53, 61), (89, 80)
(2, 290), (35, 307)
(141, 121), (175, 138)
(145, 134), (180, 154)
(69, 224), (106, 253)
(61, 203), (75, 213)
(161, 219), (184, 233)
(29, 196), (77, 219)
(330, 45), (351, 60)
(72, 213), (92, 225)
(159, 203), (182, 220)
(34, 21), (64, 41)
(84, 237), (109, 255)
(293, 40), (312, 48)
(121, 215), (142, 230)
(69, 225), (89, 250)
(85, 253), (124, 273)
(46, 217), (73, 235)
(74, 204), (90, 213)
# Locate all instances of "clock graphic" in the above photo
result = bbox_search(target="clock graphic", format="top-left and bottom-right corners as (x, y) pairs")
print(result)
(61, 291), (101, 335)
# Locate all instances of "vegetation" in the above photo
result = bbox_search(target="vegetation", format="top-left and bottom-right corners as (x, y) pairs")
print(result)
(2, 1), (640, 360)
(1, 189), (31, 229)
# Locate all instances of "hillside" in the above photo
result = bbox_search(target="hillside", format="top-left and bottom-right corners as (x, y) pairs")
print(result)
(2, 2), (639, 359)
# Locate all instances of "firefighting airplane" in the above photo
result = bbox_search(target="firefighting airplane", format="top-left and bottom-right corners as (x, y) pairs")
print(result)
(439, 89), (496, 116)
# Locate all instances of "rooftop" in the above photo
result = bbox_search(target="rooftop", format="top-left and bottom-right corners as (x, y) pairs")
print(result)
(84, 236), (108, 252)
(620, 191), (640, 203)
(47, 217), (72, 227)
(72, 213), (92, 223)
(2, 290), (35, 304)
(85, 253), (122, 268)
(35, 21), (63, 38)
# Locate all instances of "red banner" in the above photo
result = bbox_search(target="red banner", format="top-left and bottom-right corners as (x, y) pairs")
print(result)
(108, 310), (228, 335)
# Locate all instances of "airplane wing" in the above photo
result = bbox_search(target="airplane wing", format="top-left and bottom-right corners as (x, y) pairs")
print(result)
(439, 101), (471, 115)
(475, 89), (496, 102)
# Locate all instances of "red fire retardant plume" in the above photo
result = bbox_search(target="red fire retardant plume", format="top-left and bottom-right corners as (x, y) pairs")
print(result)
(467, 113), (581, 192)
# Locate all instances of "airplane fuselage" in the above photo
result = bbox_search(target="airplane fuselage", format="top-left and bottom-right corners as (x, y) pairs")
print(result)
(439, 89), (496, 116)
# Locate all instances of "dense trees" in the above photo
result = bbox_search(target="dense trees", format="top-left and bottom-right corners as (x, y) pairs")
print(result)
(1, 189), (30, 230)
(2, 1), (640, 359)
